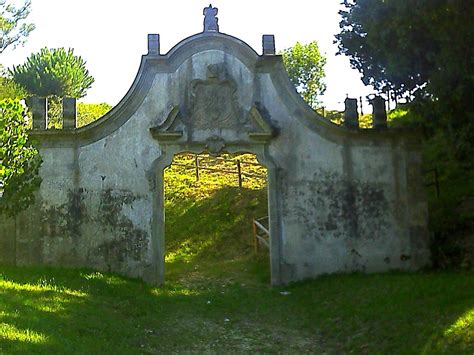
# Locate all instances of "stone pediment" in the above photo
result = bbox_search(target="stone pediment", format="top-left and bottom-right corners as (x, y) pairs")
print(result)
(150, 64), (275, 146)
(149, 103), (274, 144)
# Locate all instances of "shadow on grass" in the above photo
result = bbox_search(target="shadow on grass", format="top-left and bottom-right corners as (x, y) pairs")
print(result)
(1, 266), (474, 353)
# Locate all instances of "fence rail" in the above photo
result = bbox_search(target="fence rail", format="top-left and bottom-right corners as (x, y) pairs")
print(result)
(170, 154), (267, 187)
(253, 216), (269, 252)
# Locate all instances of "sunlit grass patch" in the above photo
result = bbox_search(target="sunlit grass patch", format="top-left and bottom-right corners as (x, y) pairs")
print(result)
(441, 308), (474, 347)
(150, 287), (201, 297)
(0, 323), (48, 344)
(445, 308), (474, 336)
(0, 279), (87, 298)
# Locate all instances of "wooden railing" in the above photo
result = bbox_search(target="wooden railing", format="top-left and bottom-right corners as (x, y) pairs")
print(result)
(252, 216), (269, 252)
(171, 154), (266, 187)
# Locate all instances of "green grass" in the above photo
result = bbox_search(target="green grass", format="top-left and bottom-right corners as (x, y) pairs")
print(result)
(1, 153), (474, 352)
(1, 268), (474, 353)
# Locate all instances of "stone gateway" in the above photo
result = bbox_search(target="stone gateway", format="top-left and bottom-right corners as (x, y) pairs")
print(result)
(0, 10), (430, 285)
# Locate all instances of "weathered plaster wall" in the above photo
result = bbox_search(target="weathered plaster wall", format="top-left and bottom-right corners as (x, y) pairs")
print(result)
(0, 32), (430, 284)
(254, 70), (430, 281)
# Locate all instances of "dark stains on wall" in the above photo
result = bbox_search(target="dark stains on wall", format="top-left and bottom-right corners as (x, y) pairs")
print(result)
(94, 189), (149, 269)
(41, 188), (86, 239)
(40, 187), (149, 272)
(98, 189), (136, 230)
(282, 171), (390, 241)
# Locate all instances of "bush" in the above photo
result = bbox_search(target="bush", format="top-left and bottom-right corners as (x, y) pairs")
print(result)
(0, 99), (42, 216)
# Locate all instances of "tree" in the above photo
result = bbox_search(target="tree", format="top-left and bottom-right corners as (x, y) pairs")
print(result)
(0, 65), (25, 99)
(11, 47), (95, 127)
(335, 0), (474, 164)
(0, 99), (42, 217)
(281, 41), (327, 109)
(335, 0), (474, 268)
(0, 0), (35, 54)
(11, 47), (95, 98)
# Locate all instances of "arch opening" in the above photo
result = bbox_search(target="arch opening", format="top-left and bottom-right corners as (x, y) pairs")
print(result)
(151, 145), (282, 286)
(164, 152), (270, 286)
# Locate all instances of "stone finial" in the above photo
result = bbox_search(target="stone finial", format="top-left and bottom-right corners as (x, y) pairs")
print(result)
(371, 96), (388, 129)
(203, 4), (219, 32)
(344, 98), (359, 129)
(148, 34), (160, 55)
(31, 97), (48, 130)
(63, 97), (77, 129)
(262, 35), (275, 55)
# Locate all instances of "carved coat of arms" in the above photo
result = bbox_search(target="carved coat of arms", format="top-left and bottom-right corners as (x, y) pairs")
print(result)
(189, 65), (246, 130)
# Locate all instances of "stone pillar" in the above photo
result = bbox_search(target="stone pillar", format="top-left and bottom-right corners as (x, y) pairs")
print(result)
(344, 98), (359, 129)
(262, 35), (275, 55)
(62, 97), (77, 129)
(148, 34), (160, 55)
(31, 97), (47, 130)
(371, 96), (388, 129)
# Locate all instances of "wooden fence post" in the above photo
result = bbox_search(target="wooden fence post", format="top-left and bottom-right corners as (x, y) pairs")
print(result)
(195, 154), (200, 181)
(237, 160), (242, 187)
(253, 220), (259, 253)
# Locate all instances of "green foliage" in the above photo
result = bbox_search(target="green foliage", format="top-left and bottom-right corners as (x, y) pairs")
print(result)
(77, 102), (112, 127)
(422, 130), (474, 269)
(321, 109), (343, 126)
(0, 99), (42, 217)
(387, 105), (425, 129)
(11, 47), (95, 98)
(336, 0), (474, 165)
(389, 106), (474, 269)
(337, 0), (474, 268)
(0, 0), (35, 54)
(0, 65), (25, 100)
(321, 109), (372, 128)
(281, 41), (327, 108)
(0, 74), (25, 99)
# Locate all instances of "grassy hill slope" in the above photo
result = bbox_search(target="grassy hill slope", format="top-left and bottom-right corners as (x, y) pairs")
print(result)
(164, 153), (269, 286)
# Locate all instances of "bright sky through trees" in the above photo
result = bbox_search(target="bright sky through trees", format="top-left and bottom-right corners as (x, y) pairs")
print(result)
(1, 0), (374, 111)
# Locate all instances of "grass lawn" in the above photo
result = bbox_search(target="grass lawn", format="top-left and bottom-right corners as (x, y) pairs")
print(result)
(1, 267), (474, 353)
(1, 153), (473, 352)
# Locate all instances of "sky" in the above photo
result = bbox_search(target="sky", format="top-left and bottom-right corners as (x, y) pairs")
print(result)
(1, 0), (375, 111)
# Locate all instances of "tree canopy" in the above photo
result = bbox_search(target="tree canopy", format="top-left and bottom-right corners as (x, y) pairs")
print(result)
(335, 0), (474, 267)
(336, 0), (474, 163)
(0, 0), (35, 54)
(0, 99), (42, 216)
(11, 47), (95, 98)
(281, 41), (327, 109)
